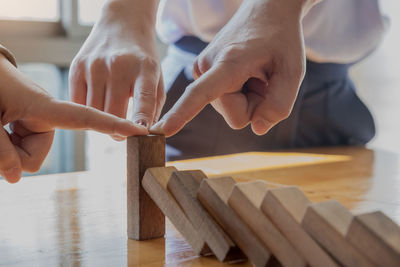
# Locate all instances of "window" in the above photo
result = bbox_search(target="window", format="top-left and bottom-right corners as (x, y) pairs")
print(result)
(78, 0), (107, 26)
(0, 0), (109, 175)
(0, 0), (59, 21)
(0, 0), (107, 65)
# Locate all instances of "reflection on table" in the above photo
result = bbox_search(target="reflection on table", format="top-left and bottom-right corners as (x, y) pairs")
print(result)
(0, 146), (399, 266)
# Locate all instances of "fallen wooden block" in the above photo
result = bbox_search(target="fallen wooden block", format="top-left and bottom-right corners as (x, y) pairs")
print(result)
(302, 200), (375, 267)
(261, 186), (338, 267)
(228, 181), (306, 267)
(346, 210), (400, 267)
(142, 166), (211, 255)
(198, 177), (274, 267)
(127, 135), (165, 240)
(167, 170), (244, 262)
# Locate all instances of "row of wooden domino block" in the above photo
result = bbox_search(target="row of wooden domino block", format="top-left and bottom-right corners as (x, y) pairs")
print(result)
(127, 135), (400, 267)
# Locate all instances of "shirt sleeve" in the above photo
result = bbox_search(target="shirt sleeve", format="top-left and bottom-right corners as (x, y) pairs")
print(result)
(0, 44), (17, 67)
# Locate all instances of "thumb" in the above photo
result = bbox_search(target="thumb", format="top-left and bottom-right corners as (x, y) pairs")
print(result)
(151, 62), (245, 137)
(0, 126), (22, 183)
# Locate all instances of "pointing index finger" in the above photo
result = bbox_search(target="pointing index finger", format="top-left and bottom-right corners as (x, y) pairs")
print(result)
(151, 63), (240, 136)
(43, 99), (149, 136)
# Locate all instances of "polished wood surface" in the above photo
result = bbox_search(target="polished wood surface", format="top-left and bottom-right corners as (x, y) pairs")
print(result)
(0, 146), (399, 266)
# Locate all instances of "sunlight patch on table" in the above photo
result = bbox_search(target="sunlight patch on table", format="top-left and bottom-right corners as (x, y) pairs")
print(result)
(167, 152), (350, 176)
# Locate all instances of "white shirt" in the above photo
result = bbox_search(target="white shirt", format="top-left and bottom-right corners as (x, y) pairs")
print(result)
(156, 0), (388, 63)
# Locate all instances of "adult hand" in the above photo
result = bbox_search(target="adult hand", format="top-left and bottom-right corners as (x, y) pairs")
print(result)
(0, 55), (147, 183)
(69, 0), (164, 132)
(152, 0), (316, 137)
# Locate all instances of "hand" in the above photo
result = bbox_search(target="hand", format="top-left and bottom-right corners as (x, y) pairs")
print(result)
(151, 0), (315, 137)
(69, 0), (164, 133)
(0, 55), (148, 183)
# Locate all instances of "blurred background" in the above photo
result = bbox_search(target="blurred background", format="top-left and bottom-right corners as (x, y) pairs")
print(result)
(0, 0), (398, 176)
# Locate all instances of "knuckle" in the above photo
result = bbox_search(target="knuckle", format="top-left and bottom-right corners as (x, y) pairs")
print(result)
(292, 61), (306, 82)
(192, 60), (201, 79)
(110, 54), (125, 68)
(282, 55), (305, 86)
(256, 105), (292, 126)
(69, 59), (86, 80)
(141, 58), (160, 80)
(132, 111), (149, 120)
(140, 56), (159, 71)
(196, 57), (210, 74)
(110, 53), (137, 73)
(89, 58), (107, 75)
(71, 57), (86, 70)
(135, 88), (157, 103)
(271, 106), (291, 122)
(279, 109), (291, 120)
(220, 45), (244, 62)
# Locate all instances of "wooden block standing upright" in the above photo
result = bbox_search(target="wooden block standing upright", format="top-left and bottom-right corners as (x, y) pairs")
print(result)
(198, 177), (274, 267)
(301, 200), (375, 267)
(167, 170), (244, 262)
(261, 186), (338, 267)
(346, 211), (400, 267)
(142, 167), (211, 255)
(228, 181), (306, 267)
(127, 135), (165, 240)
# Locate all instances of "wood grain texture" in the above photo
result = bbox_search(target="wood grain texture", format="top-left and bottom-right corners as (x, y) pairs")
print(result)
(198, 177), (274, 267)
(301, 200), (375, 267)
(167, 170), (244, 262)
(127, 135), (165, 240)
(228, 181), (306, 267)
(261, 186), (338, 267)
(346, 211), (400, 267)
(2, 147), (400, 267)
(142, 166), (211, 255)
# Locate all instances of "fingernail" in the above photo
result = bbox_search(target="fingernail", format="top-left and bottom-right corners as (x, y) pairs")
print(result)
(253, 119), (271, 135)
(4, 167), (19, 176)
(3, 167), (21, 183)
(135, 119), (148, 128)
(111, 134), (126, 141)
(254, 119), (267, 128)
(128, 120), (146, 130)
(149, 120), (164, 134)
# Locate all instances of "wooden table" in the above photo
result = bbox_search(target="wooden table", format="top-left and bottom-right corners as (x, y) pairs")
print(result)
(0, 146), (399, 266)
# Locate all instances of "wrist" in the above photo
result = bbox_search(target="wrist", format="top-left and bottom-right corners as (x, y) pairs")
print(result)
(245, 0), (319, 19)
(102, 0), (159, 33)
